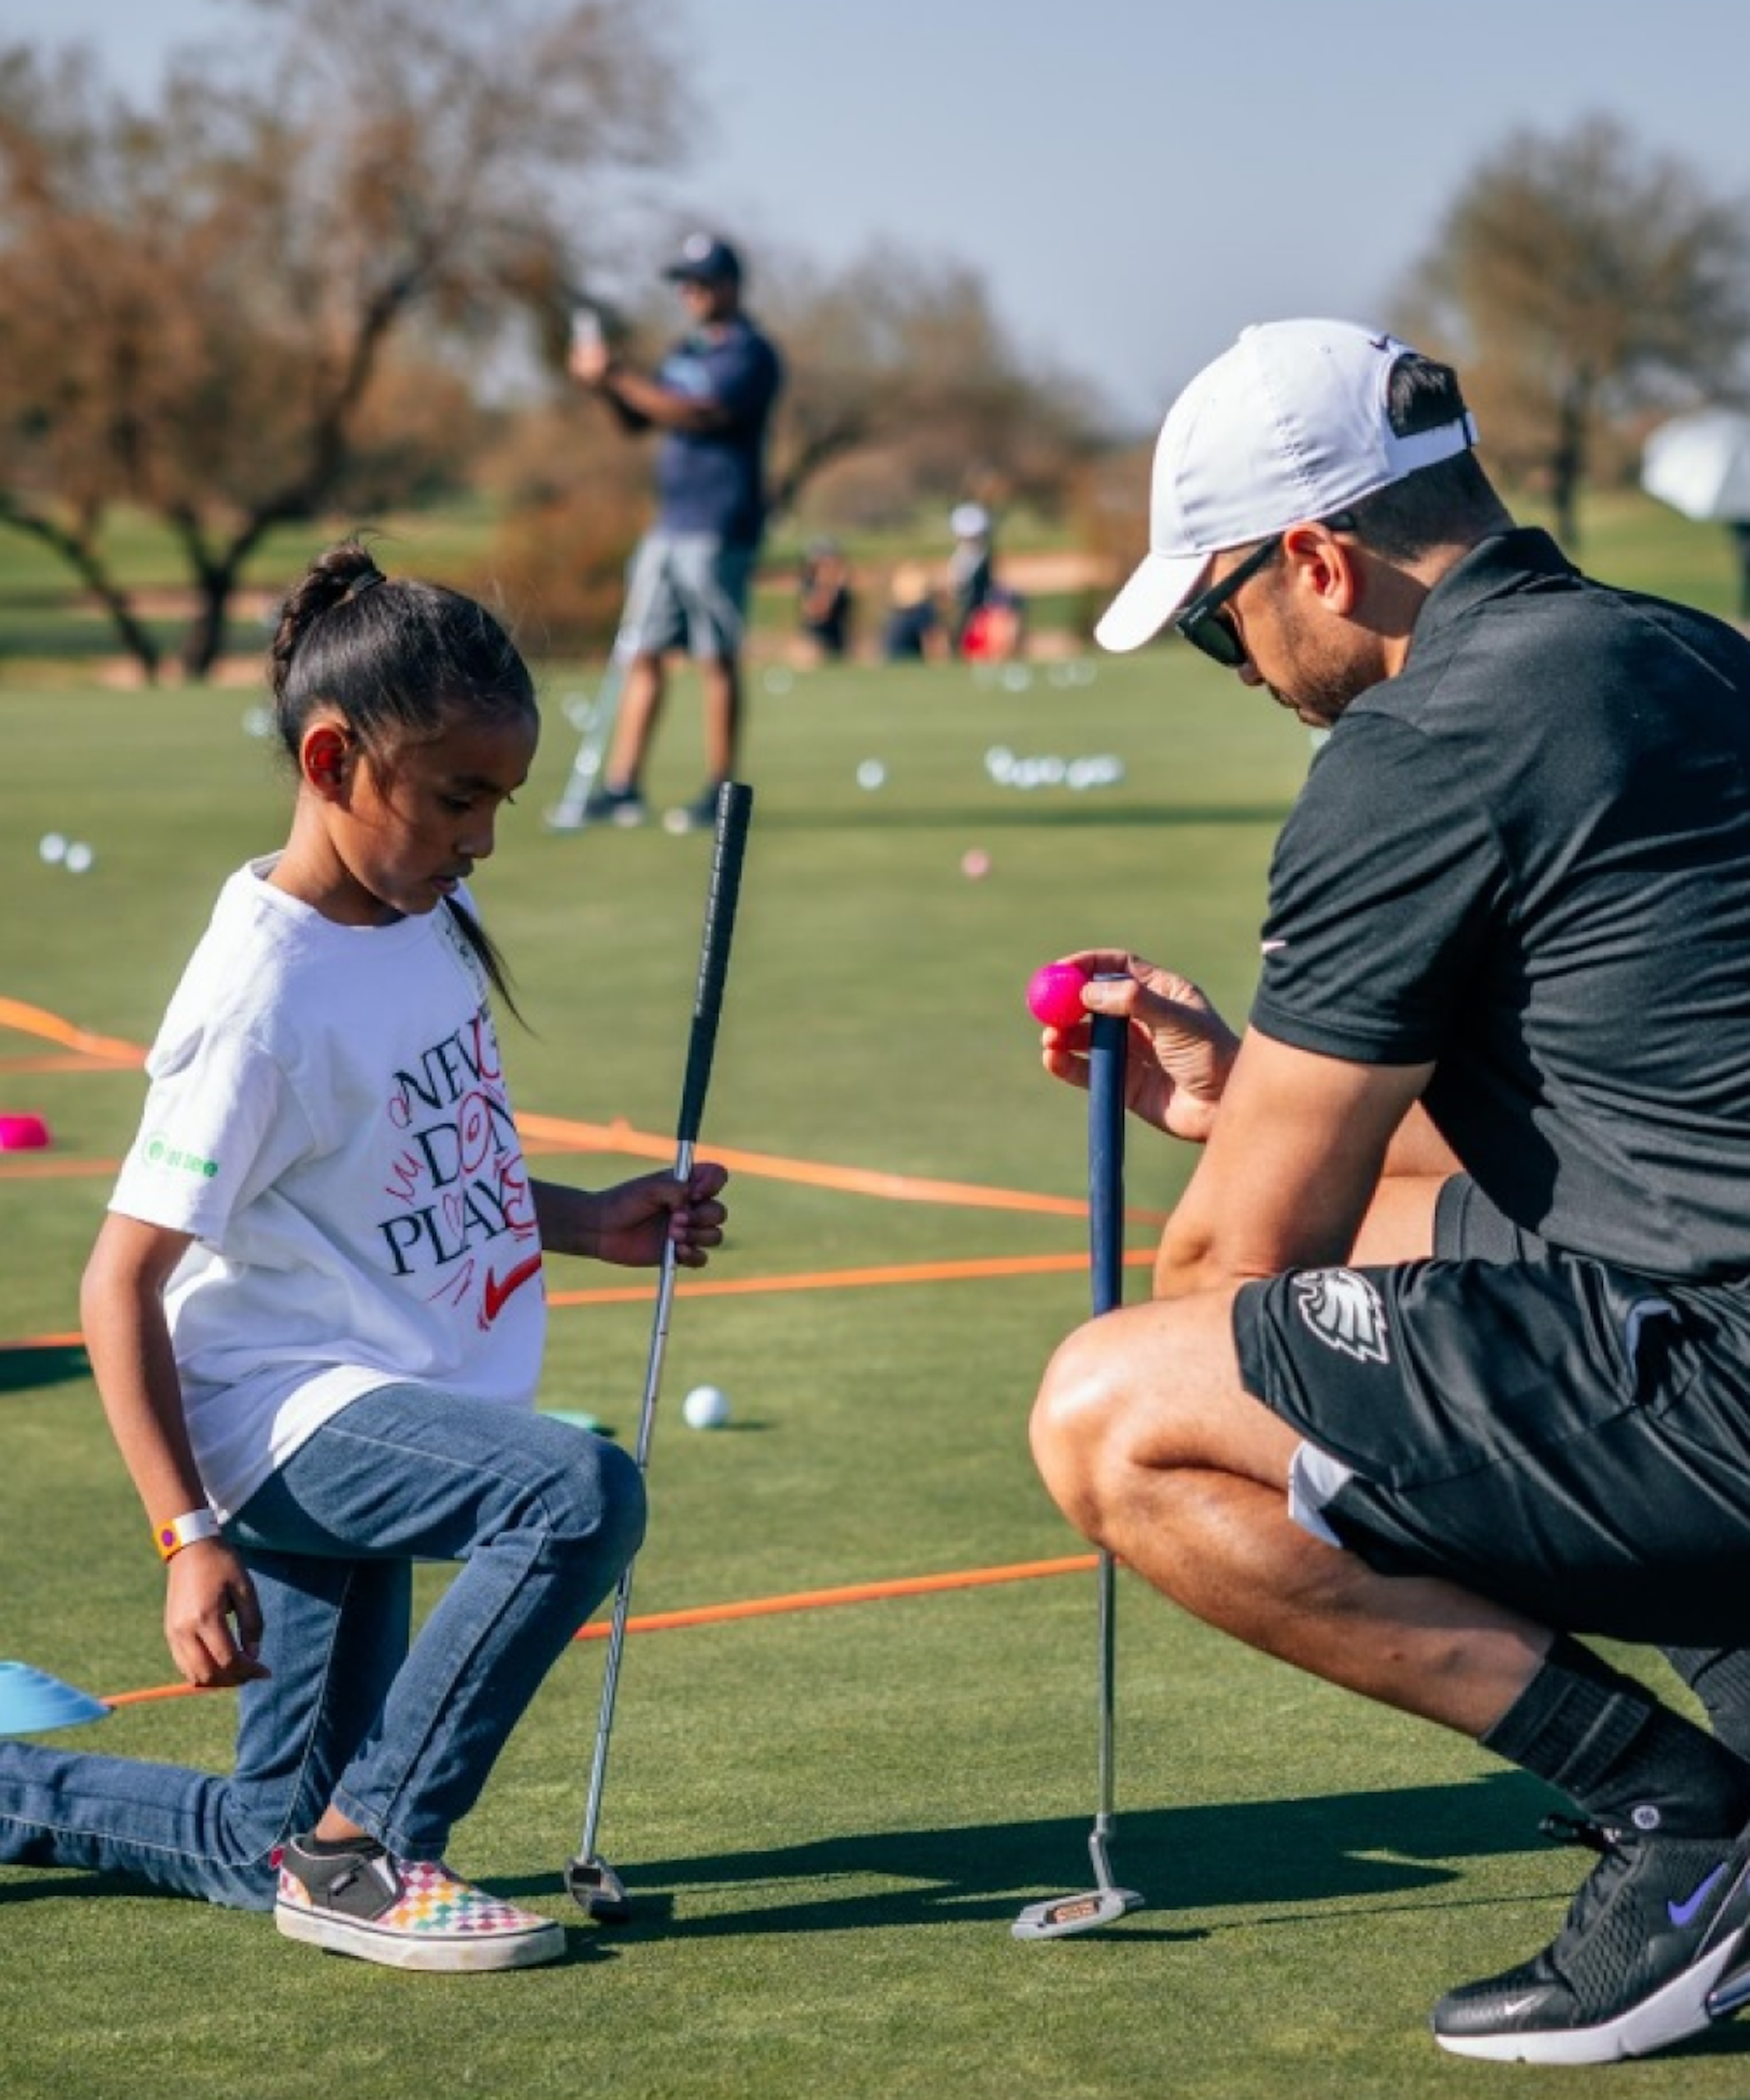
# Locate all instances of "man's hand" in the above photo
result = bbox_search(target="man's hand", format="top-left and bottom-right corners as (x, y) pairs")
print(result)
(567, 332), (612, 388)
(164, 1541), (269, 1689)
(1037, 950), (1240, 1143)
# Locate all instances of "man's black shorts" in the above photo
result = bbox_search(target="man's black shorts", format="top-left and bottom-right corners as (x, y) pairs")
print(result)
(1232, 1179), (1750, 1642)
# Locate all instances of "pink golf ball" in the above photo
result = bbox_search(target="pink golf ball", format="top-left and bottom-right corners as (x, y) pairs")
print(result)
(1027, 962), (1090, 1030)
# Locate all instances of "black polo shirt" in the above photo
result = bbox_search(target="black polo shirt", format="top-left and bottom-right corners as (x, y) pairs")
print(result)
(1251, 527), (1750, 1282)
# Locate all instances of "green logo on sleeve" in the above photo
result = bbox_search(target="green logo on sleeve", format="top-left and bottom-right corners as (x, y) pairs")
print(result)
(144, 1133), (220, 1179)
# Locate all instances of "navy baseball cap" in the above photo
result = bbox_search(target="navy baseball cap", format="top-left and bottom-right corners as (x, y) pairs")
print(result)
(664, 232), (742, 284)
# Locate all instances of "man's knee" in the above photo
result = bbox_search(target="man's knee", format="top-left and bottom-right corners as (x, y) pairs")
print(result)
(1030, 1288), (1269, 1537)
(1030, 1316), (1129, 1535)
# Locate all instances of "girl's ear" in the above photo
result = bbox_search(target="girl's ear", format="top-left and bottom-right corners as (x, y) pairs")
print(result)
(300, 721), (352, 801)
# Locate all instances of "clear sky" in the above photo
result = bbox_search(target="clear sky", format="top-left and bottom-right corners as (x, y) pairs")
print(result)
(12, 0), (1750, 429)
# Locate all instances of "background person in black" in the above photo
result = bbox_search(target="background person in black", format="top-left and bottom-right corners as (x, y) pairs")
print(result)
(797, 536), (854, 663)
(1027, 318), (1750, 2067)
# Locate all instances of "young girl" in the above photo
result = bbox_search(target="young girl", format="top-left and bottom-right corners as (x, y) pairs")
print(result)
(0, 541), (728, 1971)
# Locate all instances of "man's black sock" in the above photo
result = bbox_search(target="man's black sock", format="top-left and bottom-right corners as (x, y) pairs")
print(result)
(1663, 1645), (1750, 1764)
(1482, 1634), (1750, 1838)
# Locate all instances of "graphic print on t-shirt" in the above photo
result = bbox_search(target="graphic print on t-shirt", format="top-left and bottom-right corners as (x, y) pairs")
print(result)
(375, 1000), (540, 1328)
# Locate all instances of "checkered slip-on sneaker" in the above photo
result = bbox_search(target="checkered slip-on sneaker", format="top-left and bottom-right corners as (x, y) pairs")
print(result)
(275, 1833), (565, 1972)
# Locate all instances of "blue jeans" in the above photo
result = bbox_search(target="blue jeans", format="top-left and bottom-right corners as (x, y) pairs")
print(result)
(0, 1386), (644, 1910)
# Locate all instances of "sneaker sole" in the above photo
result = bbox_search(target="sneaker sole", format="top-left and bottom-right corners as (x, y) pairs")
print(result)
(275, 1901), (566, 1973)
(1435, 1935), (1743, 2065)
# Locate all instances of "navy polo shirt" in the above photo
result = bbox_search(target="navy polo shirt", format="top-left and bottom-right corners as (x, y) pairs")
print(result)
(1252, 528), (1750, 1282)
(652, 314), (783, 547)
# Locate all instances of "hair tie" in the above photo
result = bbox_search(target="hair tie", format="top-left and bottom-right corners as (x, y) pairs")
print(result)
(347, 567), (386, 601)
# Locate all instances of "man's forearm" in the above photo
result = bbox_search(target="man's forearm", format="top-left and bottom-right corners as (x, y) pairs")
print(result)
(598, 363), (727, 434)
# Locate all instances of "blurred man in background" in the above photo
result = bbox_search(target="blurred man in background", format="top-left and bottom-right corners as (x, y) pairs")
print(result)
(569, 232), (784, 831)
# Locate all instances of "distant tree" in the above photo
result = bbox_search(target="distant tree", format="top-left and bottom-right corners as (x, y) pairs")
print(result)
(474, 397), (649, 654)
(0, 0), (687, 680)
(759, 243), (1111, 523)
(1397, 115), (1750, 545)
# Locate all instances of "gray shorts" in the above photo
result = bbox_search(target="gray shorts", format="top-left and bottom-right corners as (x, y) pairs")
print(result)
(1233, 1178), (1750, 1642)
(623, 530), (756, 660)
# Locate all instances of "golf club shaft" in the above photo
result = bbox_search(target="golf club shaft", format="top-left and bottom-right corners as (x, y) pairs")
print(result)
(577, 1219), (678, 1864)
(575, 783), (753, 1872)
(1087, 1004), (1126, 1861)
(577, 1144), (685, 1864)
(549, 544), (670, 828)
(1010, 996), (1142, 1938)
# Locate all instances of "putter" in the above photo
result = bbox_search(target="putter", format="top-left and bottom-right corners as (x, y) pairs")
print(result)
(1014, 999), (1146, 1940)
(565, 780), (754, 1920)
(546, 541), (671, 832)
(0, 1660), (110, 1735)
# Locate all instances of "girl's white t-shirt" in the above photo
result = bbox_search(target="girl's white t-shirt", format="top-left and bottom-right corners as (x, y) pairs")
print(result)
(108, 858), (546, 1519)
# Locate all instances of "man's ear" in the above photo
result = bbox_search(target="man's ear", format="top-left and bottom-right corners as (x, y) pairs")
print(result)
(299, 721), (353, 802)
(1282, 524), (1361, 617)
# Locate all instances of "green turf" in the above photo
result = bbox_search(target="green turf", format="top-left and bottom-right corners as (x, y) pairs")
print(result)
(4, 572), (1749, 2095)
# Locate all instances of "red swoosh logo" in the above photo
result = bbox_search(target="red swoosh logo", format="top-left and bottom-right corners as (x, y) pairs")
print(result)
(482, 1251), (543, 1324)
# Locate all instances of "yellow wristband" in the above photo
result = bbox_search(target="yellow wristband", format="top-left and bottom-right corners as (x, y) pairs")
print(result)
(155, 1509), (221, 1561)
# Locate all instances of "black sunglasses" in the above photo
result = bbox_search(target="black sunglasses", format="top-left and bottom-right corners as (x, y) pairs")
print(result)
(1173, 512), (1361, 668)
(1173, 536), (1282, 668)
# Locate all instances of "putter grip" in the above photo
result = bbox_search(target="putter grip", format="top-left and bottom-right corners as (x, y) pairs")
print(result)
(675, 782), (754, 1144)
(1088, 1008), (1127, 1319)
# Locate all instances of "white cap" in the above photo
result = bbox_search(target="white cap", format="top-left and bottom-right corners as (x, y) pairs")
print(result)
(951, 502), (990, 540)
(1096, 319), (1479, 653)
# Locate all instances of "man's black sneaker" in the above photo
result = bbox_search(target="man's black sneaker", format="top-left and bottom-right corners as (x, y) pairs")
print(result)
(582, 782), (648, 828)
(274, 1832), (565, 1972)
(1432, 1815), (1750, 2064)
(662, 782), (727, 834)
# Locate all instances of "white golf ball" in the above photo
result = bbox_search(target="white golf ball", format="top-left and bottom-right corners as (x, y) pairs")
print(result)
(682, 1384), (731, 1430)
(38, 833), (67, 864)
(856, 759), (886, 791)
(64, 842), (93, 874)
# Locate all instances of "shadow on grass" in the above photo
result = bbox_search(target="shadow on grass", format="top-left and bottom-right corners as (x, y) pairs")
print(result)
(506, 1770), (1573, 1941)
(0, 1344), (90, 1395)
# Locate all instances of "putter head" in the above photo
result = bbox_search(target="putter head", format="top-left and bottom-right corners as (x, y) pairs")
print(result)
(1011, 1885), (1145, 1940)
(564, 1850), (633, 1923)
(544, 805), (587, 834)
